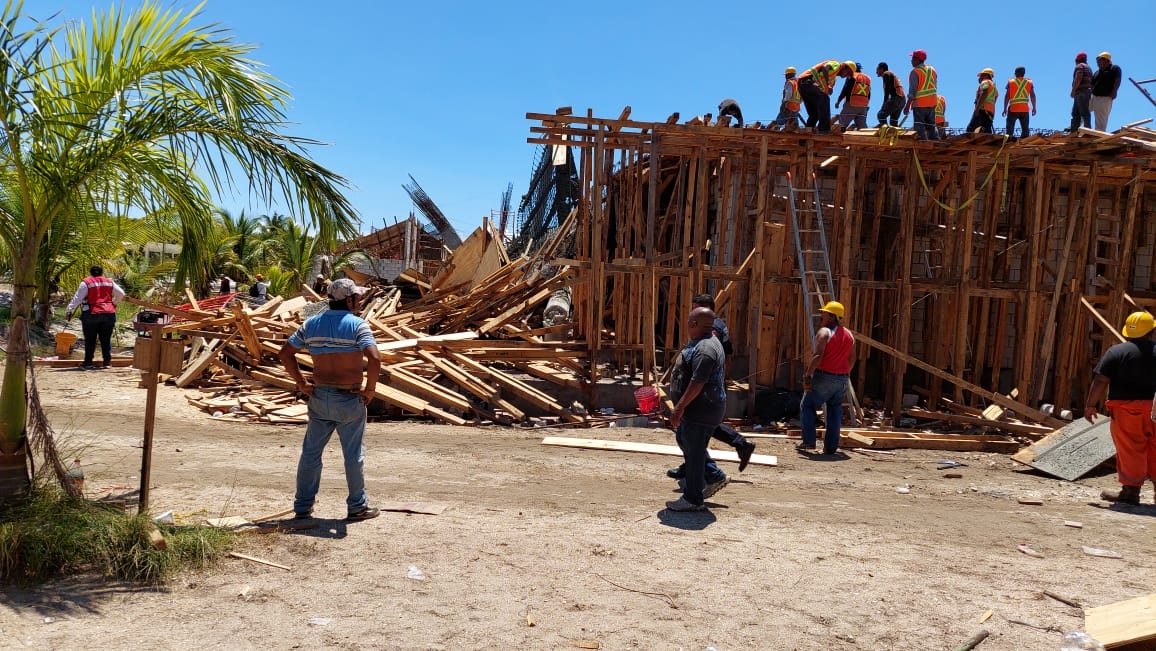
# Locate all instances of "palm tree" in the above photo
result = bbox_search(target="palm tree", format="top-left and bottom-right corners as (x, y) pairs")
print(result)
(0, 1), (360, 500)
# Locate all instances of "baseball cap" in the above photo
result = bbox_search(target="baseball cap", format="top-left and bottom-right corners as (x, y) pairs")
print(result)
(1097, 51), (1111, 61)
(327, 278), (368, 300)
(1075, 51), (1087, 63)
(909, 49), (927, 62)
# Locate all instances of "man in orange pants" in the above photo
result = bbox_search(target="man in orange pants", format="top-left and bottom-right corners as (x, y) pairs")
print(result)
(1084, 311), (1156, 505)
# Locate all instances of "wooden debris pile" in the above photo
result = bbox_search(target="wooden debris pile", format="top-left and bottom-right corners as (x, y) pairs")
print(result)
(134, 221), (594, 426)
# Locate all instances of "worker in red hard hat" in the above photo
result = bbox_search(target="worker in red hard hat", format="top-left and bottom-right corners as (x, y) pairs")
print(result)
(796, 59), (856, 134)
(966, 68), (998, 134)
(902, 49), (940, 140)
(1069, 52), (1093, 133)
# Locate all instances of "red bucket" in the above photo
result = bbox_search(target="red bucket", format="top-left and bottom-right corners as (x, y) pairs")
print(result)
(634, 386), (659, 414)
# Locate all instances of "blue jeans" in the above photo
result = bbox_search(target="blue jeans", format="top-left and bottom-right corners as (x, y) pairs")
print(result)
(294, 387), (369, 515)
(675, 419), (717, 505)
(774, 104), (802, 128)
(800, 371), (849, 452)
(912, 106), (939, 140)
(1070, 89), (1091, 132)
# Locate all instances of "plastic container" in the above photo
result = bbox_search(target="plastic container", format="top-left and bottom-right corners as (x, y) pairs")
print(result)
(1060, 631), (1106, 651)
(54, 332), (77, 356)
(633, 386), (659, 415)
(64, 459), (84, 494)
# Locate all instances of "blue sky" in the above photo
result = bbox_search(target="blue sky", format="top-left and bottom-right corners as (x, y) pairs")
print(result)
(39, 0), (1156, 239)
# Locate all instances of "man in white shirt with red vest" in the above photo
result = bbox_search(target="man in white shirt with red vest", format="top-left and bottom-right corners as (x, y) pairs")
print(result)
(799, 301), (856, 456)
(65, 265), (125, 369)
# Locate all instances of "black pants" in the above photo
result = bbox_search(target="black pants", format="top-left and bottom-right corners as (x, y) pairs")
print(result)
(877, 96), (904, 126)
(799, 78), (831, 132)
(675, 423), (750, 474)
(81, 312), (116, 366)
(966, 110), (993, 134)
(1005, 111), (1029, 138)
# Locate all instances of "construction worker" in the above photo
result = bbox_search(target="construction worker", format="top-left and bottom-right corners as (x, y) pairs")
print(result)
(902, 49), (939, 140)
(1084, 312), (1156, 505)
(799, 301), (856, 456)
(1002, 66), (1036, 138)
(1091, 52), (1122, 131)
(1069, 52), (1094, 133)
(966, 68), (998, 134)
(718, 98), (744, 128)
(875, 62), (906, 127)
(836, 62), (871, 130)
(935, 95), (948, 139)
(797, 59), (855, 134)
(774, 67), (804, 130)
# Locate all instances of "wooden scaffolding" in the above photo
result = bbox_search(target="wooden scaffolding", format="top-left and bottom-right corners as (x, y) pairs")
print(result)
(527, 109), (1156, 424)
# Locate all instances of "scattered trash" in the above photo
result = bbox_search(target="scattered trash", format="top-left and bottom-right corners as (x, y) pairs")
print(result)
(896, 484), (911, 494)
(937, 460), (966, 469)
(1017, 543), (1044, 558)
(152, 510), (175, 525)
(1059, 630), (1106, 650)
(238, 585), (251, 598)
(1081, 546), (1122, 559)
(406, 565), (427, 581)
(43, 617), (54, 624)
(1063, 520), (1083, 529)
(979, 609), (993, 623)
(944, 473), (964, 479)
(1017, 497), (1044, 505)
(307, 618), (331, 626)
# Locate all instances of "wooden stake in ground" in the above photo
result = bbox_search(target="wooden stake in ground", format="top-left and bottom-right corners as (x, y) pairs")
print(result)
(952, 629), (990, 651)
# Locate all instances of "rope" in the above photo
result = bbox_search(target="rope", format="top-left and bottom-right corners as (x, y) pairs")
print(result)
(911, 135), (1009, 213)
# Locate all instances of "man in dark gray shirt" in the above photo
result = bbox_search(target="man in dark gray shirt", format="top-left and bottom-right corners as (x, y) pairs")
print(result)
(666, 306), (728, 512)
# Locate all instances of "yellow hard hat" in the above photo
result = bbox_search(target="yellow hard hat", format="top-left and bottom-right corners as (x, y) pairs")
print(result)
(1121, 311), (1155, 338)
(977, 68), (994, 77)
(1097, 51), (1111, 61)
(820, 301), (845, 318)
(841, 60), (856, 72)
(785, 66), (796, 75)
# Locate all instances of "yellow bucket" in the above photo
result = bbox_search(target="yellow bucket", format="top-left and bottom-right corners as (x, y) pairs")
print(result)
(55, 332), (78, 356)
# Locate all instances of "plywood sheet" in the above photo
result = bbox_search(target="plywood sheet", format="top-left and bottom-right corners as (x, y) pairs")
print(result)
(1085, 592), (1156, 648)
(1011, 415), (1114, 481)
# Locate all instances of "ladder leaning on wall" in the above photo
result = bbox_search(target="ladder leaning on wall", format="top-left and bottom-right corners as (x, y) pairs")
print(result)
(786, 172), (861, 424)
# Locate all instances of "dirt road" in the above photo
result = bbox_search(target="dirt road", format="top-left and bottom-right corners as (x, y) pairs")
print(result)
(2, 365), (1153, 650)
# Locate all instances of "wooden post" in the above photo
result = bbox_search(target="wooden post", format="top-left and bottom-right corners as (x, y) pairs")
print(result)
(889, 157), (919, 424)
(138, 369), (158, 513)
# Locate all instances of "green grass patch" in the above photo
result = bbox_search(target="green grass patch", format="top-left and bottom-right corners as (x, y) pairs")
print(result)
(0, 487), (234, 585)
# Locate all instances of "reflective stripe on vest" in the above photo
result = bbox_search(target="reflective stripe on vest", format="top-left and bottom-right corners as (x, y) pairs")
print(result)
(1007, 77), (1032, 111)
(912, 64), (937, 107)
(935, 96), (946, 124)
(786, 78), (801, 111)
(978, 79), (997, 114)
(850, 72), (871, 107)
(83, 276), (117, 314)
(802, 60), (840, 94)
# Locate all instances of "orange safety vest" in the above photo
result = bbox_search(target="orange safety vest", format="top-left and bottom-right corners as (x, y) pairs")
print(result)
(785, 78), (801, 111)
(977, 78), (998, 114)
(82, 276), (117, 314)
(935, 96), (946, 124)
(1006, 77), (1032, 111)
(801, 60), (841, 95)
(911, 64), (938, 107)
(849, 72), (871, 107)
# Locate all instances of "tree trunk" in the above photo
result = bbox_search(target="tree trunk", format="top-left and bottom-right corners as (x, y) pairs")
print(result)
(0, 241), (39, 500)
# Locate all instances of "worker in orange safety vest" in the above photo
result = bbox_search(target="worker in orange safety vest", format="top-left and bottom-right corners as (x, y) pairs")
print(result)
(934, 95), (948, 139)
(835, 62), (872, 130)
(902, 49), (939, 140)
(966, 68), (998, 134)
(1002, 66), (1036, 138)
(774, 67), (804, 129)
(797, 59), (855, 134)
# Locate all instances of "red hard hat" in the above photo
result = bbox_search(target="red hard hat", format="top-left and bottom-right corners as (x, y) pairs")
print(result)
(909, 49), (927, 62)
(1075, 51), (1087, 63)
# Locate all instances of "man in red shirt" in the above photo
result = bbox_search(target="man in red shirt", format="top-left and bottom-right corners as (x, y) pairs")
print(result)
(65, 264), (125, 369)
(799, 301), (856, 455)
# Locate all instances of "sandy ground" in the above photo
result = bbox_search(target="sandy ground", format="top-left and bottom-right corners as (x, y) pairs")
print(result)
(1, 363), (1154, 651)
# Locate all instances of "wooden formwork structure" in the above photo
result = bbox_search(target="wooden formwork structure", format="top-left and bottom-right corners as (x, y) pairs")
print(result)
(527, 109), (1156, 423)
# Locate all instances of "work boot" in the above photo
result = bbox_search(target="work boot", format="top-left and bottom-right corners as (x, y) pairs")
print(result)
(737, 441), (756, 472)
(1100, 485), (1141, 505)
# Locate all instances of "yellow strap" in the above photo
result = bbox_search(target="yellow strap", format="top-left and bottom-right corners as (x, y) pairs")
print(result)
(911, 136), (1009, 212)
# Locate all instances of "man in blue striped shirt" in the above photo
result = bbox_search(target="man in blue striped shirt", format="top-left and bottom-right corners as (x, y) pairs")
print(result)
(279, 278), (382, 522)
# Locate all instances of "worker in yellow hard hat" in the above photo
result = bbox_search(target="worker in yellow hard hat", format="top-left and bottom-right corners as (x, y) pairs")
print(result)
(774, 66), (804, 130)
(1091, 51), (1122, 131)
(835, 61), (871, 130)
(799, 300), (856, 456)
(796, 59), (856, 134)
(1084, 311), (1156, 505)
(966, 68), (998, 134)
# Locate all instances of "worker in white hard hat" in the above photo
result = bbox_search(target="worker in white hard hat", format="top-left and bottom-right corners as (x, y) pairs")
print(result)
(799, 301), (856, 456)
(1084, 311), (1156, 505)
(774, 66), (804, 130)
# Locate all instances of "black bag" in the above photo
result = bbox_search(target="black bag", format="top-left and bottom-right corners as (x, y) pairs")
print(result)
(249, 282), (260, 297)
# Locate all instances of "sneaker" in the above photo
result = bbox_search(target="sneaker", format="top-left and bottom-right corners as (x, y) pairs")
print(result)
(666, 466), (686, 480)
(293, 510), (313, 519)
(703, 476), (729, 499)
(737, 441), (756, 472)
(796, 442), (817, 452)
(823, 447), (839, 455)
(79, 364), (97, 371)
(665, 497), (705, 512)
(346, 506), (380, 522)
